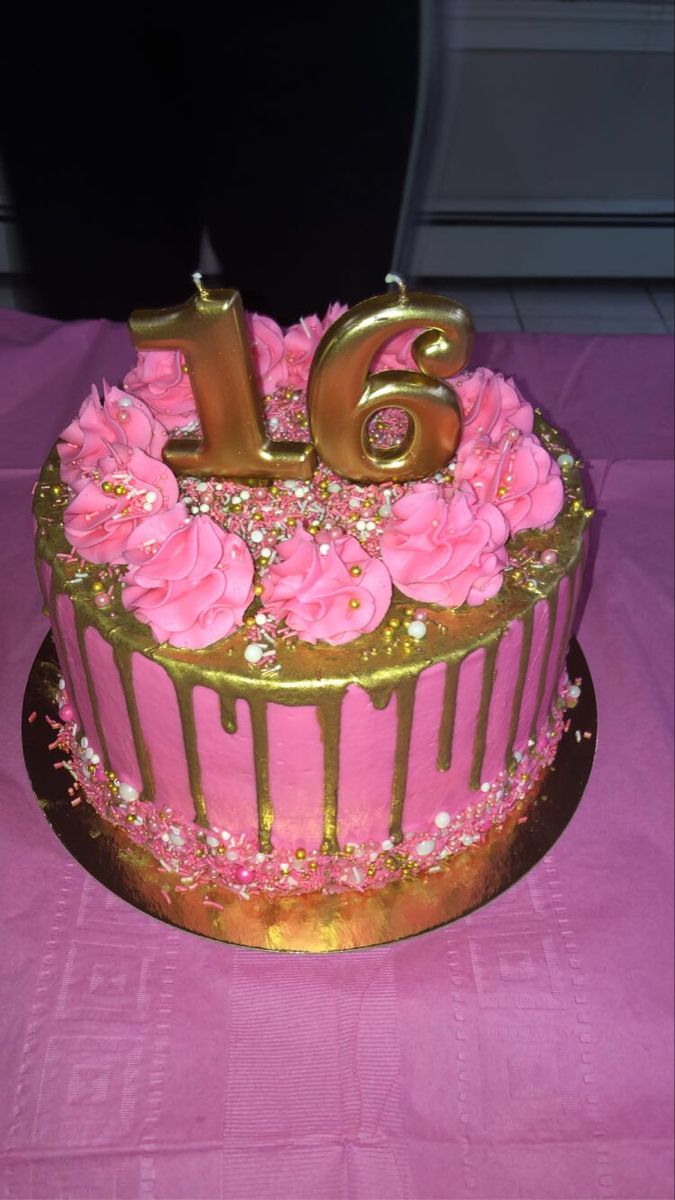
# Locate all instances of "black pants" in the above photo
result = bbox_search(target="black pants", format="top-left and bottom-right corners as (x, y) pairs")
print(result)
(1, 6), (419, 324)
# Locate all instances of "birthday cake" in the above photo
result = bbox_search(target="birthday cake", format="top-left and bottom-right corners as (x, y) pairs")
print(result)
(33, 284), (590, 907)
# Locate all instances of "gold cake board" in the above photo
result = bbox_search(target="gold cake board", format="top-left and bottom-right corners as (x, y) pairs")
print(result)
(22, 633), (596, 953)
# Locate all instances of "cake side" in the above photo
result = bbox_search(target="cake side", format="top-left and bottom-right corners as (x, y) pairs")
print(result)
(34, 420), (588, 896)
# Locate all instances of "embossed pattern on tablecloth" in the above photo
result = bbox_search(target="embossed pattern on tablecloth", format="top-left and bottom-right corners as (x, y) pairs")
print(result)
(0, 312), (672, 1200)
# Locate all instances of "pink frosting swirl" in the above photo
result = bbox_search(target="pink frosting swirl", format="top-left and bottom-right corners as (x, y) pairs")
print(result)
(247, 313), (288, 395)
(454, 368), (534, 441)
(380, 481), (509, 607)
(284, 302), (348, 389)
(122, 513), (254, 649)
(57, 385), (166, 492)
(262, 527), (392, 644)
(455, 430), (564, 534)
(122, 351), (197, 432)
(370, 328), (420, 373)
(62, 445), (179, 564)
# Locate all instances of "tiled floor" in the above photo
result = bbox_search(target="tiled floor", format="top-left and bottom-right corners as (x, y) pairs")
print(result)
(1, 274), (674, 334)
(417, 279), (675, 334)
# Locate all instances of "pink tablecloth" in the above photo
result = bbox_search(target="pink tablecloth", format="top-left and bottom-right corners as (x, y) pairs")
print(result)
(0, 310), (673, 1200)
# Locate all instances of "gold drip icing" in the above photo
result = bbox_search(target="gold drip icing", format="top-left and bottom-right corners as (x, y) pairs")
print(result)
(546, 563), (578, 718)
(504, 607), (535, 769)
(437, 659), (460, 772)
(317, 693), (345, 854)
(470, 641), (499, 790)
(390, 678), (418, 844)
(220, 694), (238, 735)
(47, 569), (83, 728)
(74, 617), (112, 774)
(248, 697), (273, 852)
(112, 645), (155, 803)
(529, 588), (560, 742)
(173, 681), (208, 827)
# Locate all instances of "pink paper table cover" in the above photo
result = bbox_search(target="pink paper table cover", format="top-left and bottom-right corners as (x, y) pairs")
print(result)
(0, 310), (672, 1200)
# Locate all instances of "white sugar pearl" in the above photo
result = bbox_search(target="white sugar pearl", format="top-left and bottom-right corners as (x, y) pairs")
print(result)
(366, 521), (376, 531)
(206, 835), (220, 848)
(283, 480), (298, 490)
(349, 498), (361, 509)
(557, 453), (574, 468)
(239, 490), (250, 501)
(199, 503), (209, 513)
(90, 753), (100, 765)
(513, 750), (523, 763)
(117, 395), (133, 407)
(328, 482), (341, 494)
(250, 530), (264, 543)
(434, 811), (451, 829)
(379, 505), (391, 517)
(196, 481), (208, 492)
(80, 737), (89, 749)
(254, 613), (267, 626)
(83, 747), (94, 761)
(356, 519), (367, 531)
(244, 643), (264, 665)
(480, 782), (491, 793)
(58, 678), (66, 690)
(461, 834), (479, 846)
(381, 839), (394, 851)
(568, 683), (581, 699)
(407, 620), (427, 640)
(169, 831), (185, 847)
(260, 548), (272, 558)
(268, 417), (279, 430)
(145, 491), (157, 504)
(416, 839), (435, 857)
(118, 782), (140, 803)
(319, 543), (330, 555)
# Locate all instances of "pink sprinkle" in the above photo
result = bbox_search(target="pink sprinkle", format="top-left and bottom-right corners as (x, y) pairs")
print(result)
(583, 731), (593, 739)
(27, 711), (37, 724)
(70, 797), (82, 807)
(160, 889), (172, 905)
(203, 897), (224, 910)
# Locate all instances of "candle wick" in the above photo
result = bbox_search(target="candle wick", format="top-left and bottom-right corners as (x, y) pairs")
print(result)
(192, 271), (208, 298)
(385, 273), (408, 303)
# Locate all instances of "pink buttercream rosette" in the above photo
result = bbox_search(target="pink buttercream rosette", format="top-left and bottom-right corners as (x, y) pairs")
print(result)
(380, 481), (509, 607)
(122, 351), (197, 433)
(262, 527), (392, 645)
(455, 430), (564, 534)
(58, 385), (167, 492)
(63, 445), (180, 565)
(122, 507), (254, 649)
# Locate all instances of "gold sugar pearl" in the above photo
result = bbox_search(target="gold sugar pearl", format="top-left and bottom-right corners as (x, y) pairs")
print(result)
(349, 598), (360, 610)
(101, 481), (114, 494)
(308, 860), (319, 872)
(382, 628), (394, 641)
(51, 484), (62, 497)
(253, 584), (263, 596)
(295, 847), (307, 860)
(349, 565), (362, 577)
(91, 581), (105, 594)
(113, 484), (127, 496)
(388, 617), (401, 629)
(497, 486), (508, 497)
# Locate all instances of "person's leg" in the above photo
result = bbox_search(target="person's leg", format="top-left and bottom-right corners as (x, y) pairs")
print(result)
(201, 3), (420, 322)
(1, 14), (202, 321)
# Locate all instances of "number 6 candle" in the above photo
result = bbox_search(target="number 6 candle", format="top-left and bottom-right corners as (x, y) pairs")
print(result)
(309, 279), (473, 483)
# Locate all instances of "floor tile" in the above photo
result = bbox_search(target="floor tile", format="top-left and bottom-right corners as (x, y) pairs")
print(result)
(517, 313), (666, 335)
(416, 278), (520, 321)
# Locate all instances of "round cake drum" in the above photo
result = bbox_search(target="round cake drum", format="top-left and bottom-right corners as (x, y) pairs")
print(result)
(22, 633), (596, 952)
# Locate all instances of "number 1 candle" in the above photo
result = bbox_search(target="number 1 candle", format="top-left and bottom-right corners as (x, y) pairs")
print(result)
(129, 278), (316, 480)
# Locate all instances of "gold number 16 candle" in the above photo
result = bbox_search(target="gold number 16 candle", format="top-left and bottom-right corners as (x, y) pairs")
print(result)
(130, 276), (473, 485)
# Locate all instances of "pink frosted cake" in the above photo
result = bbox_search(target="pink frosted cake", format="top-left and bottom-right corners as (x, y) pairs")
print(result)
(33, 292), (590, 904)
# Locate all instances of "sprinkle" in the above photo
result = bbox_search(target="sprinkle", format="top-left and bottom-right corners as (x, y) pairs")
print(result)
(27, 711), (37, 724)
(203, 897), (224, 910)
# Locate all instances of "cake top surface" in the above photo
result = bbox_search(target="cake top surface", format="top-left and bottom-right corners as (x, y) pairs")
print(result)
(37, 297), (590, 681)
